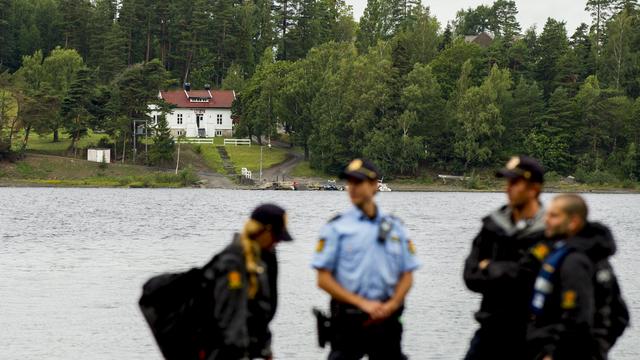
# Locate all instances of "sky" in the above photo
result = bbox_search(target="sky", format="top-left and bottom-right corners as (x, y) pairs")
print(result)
(345, 0), (592, 34)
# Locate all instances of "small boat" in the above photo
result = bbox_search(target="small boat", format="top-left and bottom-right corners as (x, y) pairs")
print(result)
(378, 179), (391, 192)
(323, 180), (344, 191)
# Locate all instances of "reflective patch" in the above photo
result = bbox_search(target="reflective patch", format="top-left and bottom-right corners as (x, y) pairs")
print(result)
(532, 293), (545, 309)
(391, 235), (400, 242)
(408, 240), (416, 255)
(316, 239), (326, 253)
(596, 269), (612, 283)
(561, 290), (577, 309)
(543, 264), (555, 273)
(534, 277), (553, 293)
(228, 271), (243, 289)
(507, 156), (521, 170)
(531, 244), (550, 261)
(347, 159), (363, 171)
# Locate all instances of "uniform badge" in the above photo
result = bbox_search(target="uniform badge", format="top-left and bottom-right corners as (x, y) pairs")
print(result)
(228, 271), (243, 289)
(531, 244), (550, 261)
(408, 240), (416, 255)
(561, 290), (577, 309)
(316, 239), (326, 253)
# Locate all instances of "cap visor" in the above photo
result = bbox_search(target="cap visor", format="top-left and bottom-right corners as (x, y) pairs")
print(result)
(339, 171), (369, 181)
(496, 169), (521, 179)
(277, 229), (293, 242)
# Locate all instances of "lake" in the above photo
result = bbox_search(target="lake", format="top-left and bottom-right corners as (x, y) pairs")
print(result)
(0, 188), (638, 359)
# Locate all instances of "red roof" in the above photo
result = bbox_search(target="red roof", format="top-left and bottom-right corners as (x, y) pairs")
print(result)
(160, 89), (235, 109)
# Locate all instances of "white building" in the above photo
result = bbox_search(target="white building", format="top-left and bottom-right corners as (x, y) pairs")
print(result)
(149, 85), (236, 138)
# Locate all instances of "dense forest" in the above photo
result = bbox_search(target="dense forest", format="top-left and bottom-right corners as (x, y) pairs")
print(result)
(1, 0), (640, 182)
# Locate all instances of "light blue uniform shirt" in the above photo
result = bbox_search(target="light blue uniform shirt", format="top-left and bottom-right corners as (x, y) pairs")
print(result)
(312, 206), (421, 301)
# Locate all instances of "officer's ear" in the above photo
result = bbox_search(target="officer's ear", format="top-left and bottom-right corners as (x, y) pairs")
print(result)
(528, 182), (542, 199)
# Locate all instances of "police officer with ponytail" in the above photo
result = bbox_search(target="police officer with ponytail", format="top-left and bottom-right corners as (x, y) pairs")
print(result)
(140, 204), (292, 360)
(208, 204), (293, 359)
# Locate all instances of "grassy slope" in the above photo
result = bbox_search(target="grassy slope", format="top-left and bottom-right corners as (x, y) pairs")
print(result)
(2, 133), (293, 187)
(0, 154), (189, 187)
(224, 145), (288, 173)
(20, 132), (110, 155)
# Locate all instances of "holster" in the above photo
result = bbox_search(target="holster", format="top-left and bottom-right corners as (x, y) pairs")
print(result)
(313, 308), (332, 348)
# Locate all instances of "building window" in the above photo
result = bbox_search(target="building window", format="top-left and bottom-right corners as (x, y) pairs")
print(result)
(177, 130), (186, 136)
(177, 114), (183, 125)
(216, 130), (223, 137)
(217, 114), (223, 125)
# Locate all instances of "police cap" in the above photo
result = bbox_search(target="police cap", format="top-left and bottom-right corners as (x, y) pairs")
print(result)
(339, 159), (380, 181)
(496, 156), (545, 184)
(251, 204), (293, 242)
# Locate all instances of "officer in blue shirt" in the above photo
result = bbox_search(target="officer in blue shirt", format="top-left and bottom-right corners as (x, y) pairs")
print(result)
(312, 159), (420, 360)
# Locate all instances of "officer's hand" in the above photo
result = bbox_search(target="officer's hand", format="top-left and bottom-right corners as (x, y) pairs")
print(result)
(378, 300), (400, 320)
(358, 299), (385, 319)
(479, 259), (491, 270)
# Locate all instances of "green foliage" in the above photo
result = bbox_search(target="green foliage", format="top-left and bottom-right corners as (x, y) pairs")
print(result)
(149, 115), (175, 166)
(178, 165), (199, 186)
(0, 0), (639, 185)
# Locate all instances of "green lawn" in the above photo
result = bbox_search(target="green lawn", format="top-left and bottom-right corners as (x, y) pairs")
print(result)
(225, 144), (289, 173)
(0, 154), (198, 187)
(19, 131), (109, 155)
(195, 144), (225, 173)
(290, 161), (332, 179)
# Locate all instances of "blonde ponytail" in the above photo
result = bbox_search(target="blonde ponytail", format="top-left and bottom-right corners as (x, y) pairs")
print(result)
(240, 219), (263, 299)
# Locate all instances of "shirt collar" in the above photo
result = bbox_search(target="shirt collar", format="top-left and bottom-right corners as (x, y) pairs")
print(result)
(351, 205), (383, 222)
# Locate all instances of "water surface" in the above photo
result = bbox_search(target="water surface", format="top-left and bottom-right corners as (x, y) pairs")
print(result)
(1, 189), (638, 359)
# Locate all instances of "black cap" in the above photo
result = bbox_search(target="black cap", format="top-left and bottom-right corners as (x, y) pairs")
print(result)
(496, 156), (545, 184)
(251, 204), (293, 242)
(339, 159), (380, 181)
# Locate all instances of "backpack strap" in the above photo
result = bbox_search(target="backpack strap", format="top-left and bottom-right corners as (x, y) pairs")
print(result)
(531, 242), (573, 316)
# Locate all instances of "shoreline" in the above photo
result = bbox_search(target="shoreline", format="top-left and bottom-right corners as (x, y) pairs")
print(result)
(1, 179), (638, 194)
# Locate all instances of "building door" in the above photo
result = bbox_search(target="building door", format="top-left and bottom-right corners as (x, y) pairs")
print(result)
(196, 113), (204, 129)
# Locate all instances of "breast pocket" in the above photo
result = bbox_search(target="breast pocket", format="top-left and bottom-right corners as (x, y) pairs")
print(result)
(385, 239), (404, 274)
(339, 232), (366, 262)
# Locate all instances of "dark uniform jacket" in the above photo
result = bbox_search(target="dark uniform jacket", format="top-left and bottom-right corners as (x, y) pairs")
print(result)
(203, 235), (274, 360)
(464, 205), (546, 336)
(527, 223), (629, 360)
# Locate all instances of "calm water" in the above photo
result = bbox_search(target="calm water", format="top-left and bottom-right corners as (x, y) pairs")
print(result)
(0, 189), (638, 359)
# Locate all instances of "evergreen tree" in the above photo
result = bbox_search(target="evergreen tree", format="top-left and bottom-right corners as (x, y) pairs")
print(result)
(490, 0), (521, 39)
(61, 67), (94, 156)
(536, 18), (570, 97)
(149, 114), (175, 165)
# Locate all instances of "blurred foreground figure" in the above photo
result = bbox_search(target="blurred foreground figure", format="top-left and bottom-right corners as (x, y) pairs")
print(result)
(140, 204), (292, 360)
(463, 156), (546, 360)
(527, 195), (629, 360)
(312, 159), (420, 360)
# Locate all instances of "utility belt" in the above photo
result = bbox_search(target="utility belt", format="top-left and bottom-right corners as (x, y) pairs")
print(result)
(313, 300), (404, 348)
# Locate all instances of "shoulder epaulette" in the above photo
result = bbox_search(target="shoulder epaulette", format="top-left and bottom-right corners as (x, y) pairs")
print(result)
(387, 214), (404, 225)
(328, 214), (342, 223)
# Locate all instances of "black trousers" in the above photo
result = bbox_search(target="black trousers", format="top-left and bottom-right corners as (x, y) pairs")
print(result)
(464, 325), (526, 360)
(328, 301), (407, 360)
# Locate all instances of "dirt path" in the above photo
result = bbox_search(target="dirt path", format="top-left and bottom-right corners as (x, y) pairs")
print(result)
(260, 151), (304, 182)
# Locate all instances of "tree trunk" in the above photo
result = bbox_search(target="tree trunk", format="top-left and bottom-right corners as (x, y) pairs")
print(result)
(146, 17), (152, 63)
(21, 125), (31, 152)
(175, 141), (181, 174)
(122, 135), (126, 164)
(53, 129), (59, 142)
(304, 144), (309, 161)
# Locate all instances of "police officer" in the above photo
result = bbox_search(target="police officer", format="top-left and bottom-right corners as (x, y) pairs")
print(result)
(312, 159), (420, 360)
(527, 194), (629, 360)
(205, 204), (293, 359)
(463, 156), (547, 360)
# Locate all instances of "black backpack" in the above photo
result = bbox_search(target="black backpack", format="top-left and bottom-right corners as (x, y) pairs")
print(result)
(593, 260), (630, 356)
(139, 265), (217, 360)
